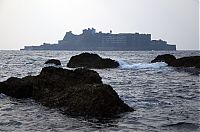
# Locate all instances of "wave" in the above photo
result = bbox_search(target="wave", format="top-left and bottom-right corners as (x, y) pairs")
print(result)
(162, 122), (199, 130)
(118, 60), (167, 69)
(0, 93), (7, 99)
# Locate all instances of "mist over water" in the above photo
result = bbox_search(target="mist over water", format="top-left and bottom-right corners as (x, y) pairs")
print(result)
(0, 50), (199, 131)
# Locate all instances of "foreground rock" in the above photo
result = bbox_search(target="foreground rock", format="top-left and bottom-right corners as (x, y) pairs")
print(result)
(44, 59), (61, 66)
(0, 67), (133, 117)
(151, 54), (200, 68)
(67, 53), (119, 69)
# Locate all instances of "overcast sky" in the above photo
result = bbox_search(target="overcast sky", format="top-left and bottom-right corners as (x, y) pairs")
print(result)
(0, 0), (199, 50)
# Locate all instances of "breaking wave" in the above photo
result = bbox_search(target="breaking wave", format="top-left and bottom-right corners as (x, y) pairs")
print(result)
(118, 61), (168, 69)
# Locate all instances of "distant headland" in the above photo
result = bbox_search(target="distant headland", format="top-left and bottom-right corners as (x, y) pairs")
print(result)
(21, 28), (176, 51)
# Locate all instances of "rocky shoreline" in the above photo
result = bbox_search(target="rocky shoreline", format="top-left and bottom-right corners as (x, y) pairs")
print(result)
(0, 65), (133, 117)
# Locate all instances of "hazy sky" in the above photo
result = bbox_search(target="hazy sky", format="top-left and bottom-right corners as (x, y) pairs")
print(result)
(0, 0), (199, 50)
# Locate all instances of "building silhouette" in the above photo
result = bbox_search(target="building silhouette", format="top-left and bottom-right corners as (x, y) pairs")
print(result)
(22, 28), (176, 51)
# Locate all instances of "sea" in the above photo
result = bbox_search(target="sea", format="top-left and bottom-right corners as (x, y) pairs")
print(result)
(0, 50), (199, 132)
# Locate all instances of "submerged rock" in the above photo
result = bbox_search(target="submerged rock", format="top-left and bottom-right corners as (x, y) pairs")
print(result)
(0, 66), (133, 117)
(67, 53), (119, 69)
(151, 54), (200, 68)
(45, 59), (61, 66)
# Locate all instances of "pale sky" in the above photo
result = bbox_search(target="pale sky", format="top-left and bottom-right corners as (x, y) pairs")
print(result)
(0, 0), (199, 50)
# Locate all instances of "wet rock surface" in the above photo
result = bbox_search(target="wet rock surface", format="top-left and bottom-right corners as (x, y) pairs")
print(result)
(67, 53), (119, 69)
(0, 66), (133, 117)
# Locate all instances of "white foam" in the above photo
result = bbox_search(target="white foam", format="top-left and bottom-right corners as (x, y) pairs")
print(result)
(44, 64), (62, 68)
(118, 60), (167, 69)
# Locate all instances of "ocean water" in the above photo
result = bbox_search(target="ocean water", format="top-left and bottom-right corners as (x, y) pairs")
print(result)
(0, 50), (199, 132)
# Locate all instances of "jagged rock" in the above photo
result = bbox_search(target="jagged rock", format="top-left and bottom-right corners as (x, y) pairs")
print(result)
(45, 59), (61, 66)
(0, 67), (133, 117)
(67, 53), (119, 69)
(151, 54), (200, 68)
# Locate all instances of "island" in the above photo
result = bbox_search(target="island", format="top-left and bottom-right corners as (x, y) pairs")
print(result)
(21, 28), (176, 51)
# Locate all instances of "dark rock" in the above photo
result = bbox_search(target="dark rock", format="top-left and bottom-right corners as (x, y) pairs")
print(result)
(151, 54), (200, 68)
(0, 76), (35, 98)
(67, 53), (119, 69)
(175, 56), (200, 68)
(45, 59), (61, 66)
(0, 67), (133, 117)
(196, 65), (200, 69)
(151, 54), (176, 66)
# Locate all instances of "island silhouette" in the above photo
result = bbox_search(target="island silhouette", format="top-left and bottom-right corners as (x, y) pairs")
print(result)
(21, 28), (176, 51)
